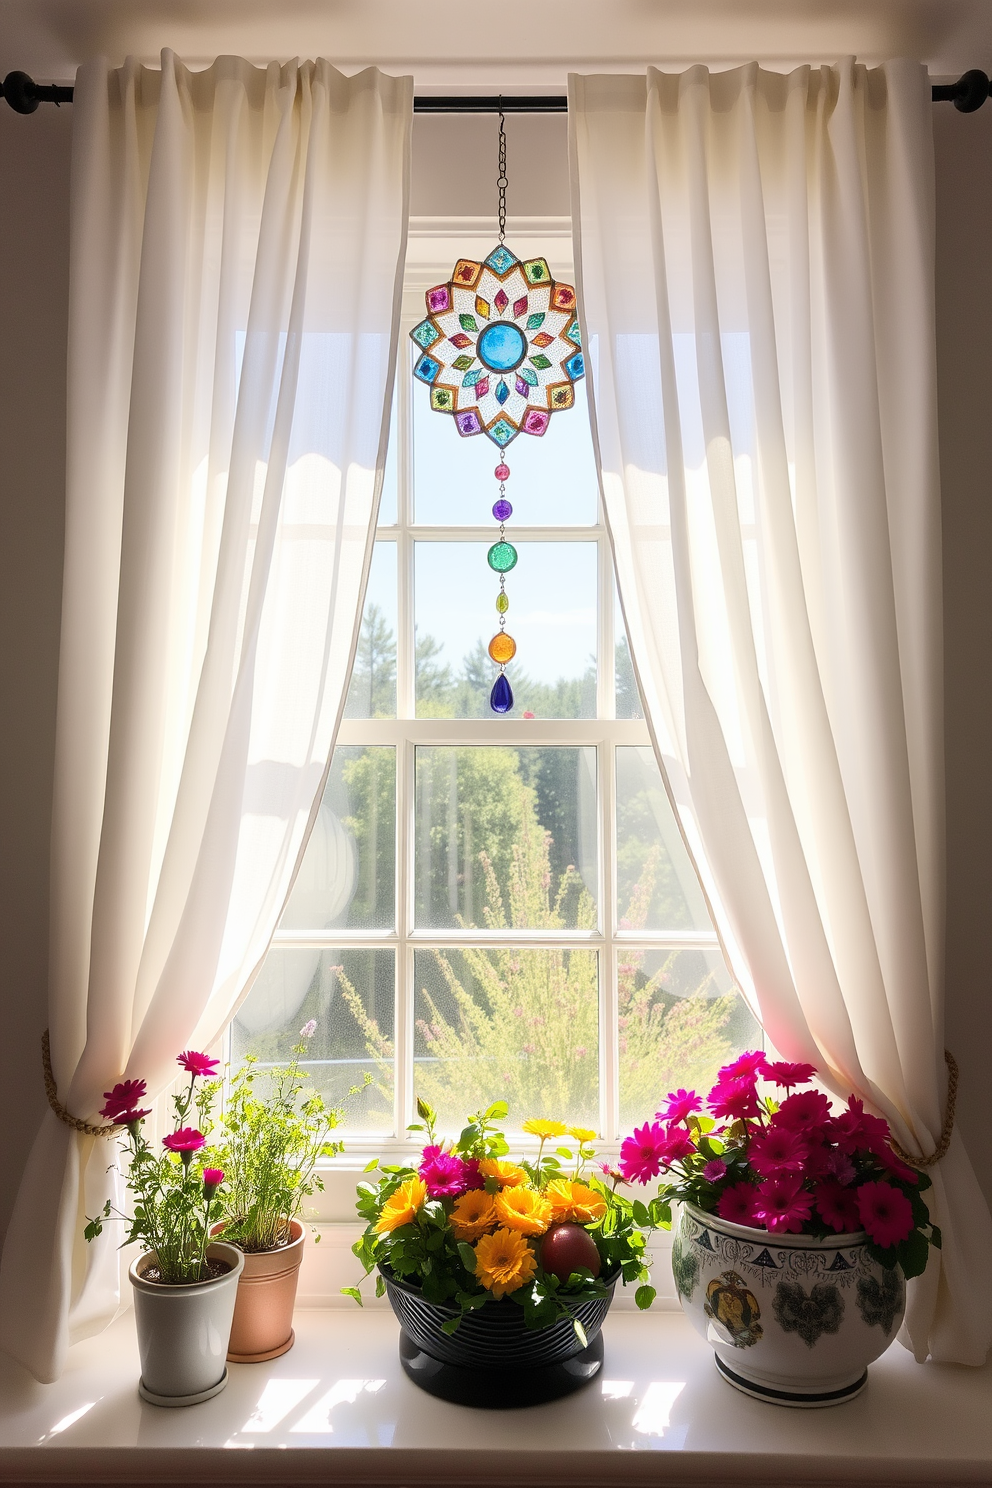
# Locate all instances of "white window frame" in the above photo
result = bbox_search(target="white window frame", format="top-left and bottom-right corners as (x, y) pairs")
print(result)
(260, 221), (722, 1177)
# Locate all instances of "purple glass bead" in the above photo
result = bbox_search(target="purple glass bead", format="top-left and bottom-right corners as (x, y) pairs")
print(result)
(490, 673), (514, 714)
(492, 499), (513, 522)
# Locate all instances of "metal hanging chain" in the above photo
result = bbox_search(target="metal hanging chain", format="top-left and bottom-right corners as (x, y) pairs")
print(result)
(497, 101), (508, 244)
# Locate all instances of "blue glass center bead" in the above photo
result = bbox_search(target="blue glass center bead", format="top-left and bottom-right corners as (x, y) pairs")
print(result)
(477, 321), (527, 373)
(490, 673), (514, 713)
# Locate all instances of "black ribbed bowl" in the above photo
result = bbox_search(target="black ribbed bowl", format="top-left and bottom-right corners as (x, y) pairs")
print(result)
(380, 1263), (619, 1406)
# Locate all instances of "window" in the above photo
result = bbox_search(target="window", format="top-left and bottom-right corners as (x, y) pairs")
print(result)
(231, 230), (760, 1153)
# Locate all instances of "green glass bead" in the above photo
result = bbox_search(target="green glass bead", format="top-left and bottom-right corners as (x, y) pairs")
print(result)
(488, 541), (518, 574)
(496, 591), (509, 614)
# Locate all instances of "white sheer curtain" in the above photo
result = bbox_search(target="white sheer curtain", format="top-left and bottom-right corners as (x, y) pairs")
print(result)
(0, 51), (411, 1384)
(570, 60), (992, 1365)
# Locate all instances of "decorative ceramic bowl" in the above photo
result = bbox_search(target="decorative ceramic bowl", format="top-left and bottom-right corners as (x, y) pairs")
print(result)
(380, 1263), (619, 1408)
(674, 1202), (905, 1407)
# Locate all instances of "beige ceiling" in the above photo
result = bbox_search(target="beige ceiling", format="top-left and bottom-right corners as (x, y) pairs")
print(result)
(1, 0), (990, 86)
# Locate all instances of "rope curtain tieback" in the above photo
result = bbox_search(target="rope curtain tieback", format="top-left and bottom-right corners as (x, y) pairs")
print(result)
(41, 1029), (125, 1138)
(888, 1049), (959, 1170)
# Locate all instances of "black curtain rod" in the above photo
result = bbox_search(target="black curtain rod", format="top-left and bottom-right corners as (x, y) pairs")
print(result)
(1, 68), (992, 115)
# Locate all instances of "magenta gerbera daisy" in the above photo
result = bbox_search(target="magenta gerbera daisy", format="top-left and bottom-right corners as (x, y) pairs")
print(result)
(748, 1125), (809, 1177)
(656, 1088), (703, 1123)
(772, 1089), (831, 1135)
(751, 1174), (814, 1233)
(856, 1181), (915, 1249)
(176, 1050), (220, 1079)
(814, 1179), (862, 1233)
(717, 1050), (768, 1082)
(707, 1075), (761, 1122)
(762, 1060), (817, 1090)
(163, 1127), (206, 1154)
(717, 1182), (759, 1226)
(419, 1150), (472, 1199)
(618, 1121), (669, 1185)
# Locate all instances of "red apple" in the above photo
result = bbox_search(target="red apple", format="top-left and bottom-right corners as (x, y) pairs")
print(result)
(540, 1222), (602, 1285)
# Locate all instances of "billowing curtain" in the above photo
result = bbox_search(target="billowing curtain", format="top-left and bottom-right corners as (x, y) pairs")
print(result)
(0, 50), (411, 1383)
(569, 60), (991, 1364)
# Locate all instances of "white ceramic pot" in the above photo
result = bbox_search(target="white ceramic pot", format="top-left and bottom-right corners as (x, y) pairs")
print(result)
(129, 1240), (245, 1406)
(673, 1202), (905, 1407)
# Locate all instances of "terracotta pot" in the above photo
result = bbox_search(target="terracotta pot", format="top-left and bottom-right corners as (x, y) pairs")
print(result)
(129, 1241), (244, 1407)
(213, 1219), (306, 1362)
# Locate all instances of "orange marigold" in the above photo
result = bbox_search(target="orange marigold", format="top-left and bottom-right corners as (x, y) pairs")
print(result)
(546, 1179), (607, 1224)
(374, 1175), (427, 1234)
(474, 1226), (539, 1298)
(449, 1189), (499, 1242)
(495, 1184), (552, 1236)
(478, 1158), (529, 1189)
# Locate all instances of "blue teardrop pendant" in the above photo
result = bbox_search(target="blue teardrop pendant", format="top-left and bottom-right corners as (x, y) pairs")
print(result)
(490, 673), (514, 714)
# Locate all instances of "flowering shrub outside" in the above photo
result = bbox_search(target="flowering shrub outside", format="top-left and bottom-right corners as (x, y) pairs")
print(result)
(619, 1052), (939, 1279)
(347, 1099), (666, 1337)
(84, 1051), (225, 1284)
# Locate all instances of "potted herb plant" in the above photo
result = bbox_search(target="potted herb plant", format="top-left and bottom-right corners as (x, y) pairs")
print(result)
(209, 1021), (346, 1362)
(86, 1050), (243, 1407)
(346, 1099), (664, 1408)
(622, 1052), (940, 1407)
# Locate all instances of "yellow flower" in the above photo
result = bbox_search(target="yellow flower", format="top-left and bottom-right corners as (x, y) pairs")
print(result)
(546, 1179), (607, 1224)
(474, 1227), (539, 1299)
(495, 1184), (552, 1236)
(521, 1118), (568, 1140)
(478, 1158), (529, 1188)
(568, 1126), (598, 1145)
(449, 1189), (499, 1242)
(374, 1176), (427, 1234)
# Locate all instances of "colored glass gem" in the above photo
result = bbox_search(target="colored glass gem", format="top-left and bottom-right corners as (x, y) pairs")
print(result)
(488, 631), (517, 664)
(552, 282), (576, 310)
(453, 259), (482, 286)
(523, 258), (552, 284)
(496, 591), (509, 614)
(485, 245), (518, 274)
(533, 331), (554, 348)
(459, 313), (479, 333)
(513, 296), (528, 317)
(522, 409), (550, 435)
(475, 296), (491, 319)
(412, 319), (441, 349)
(526, 312), (546, 330)
(427, 284), (451, 313)
(488, 540), (518, 573)
(478, 321), (527, 372)
(452, 354), (474, 371)
(492, 498), (512, 521)
(515, 376), (531, 398)
(490, 673), (514, 713)
(476, 377), (490, 398)
(414, 353), (440, 383)
(494, 462), (510, 480)
(529, 354), (552, 370)
(462, 368), (482, 387)
(494, 289), (509, 312)
(450, 332), (472, 349)
(564, 351), (585, 380)
(518, 367), (538, 386)
(548, 381), (575, 409)
(454, 409), (483, 436)
(488, 417), (516, 446)
(495, 380), (510, 405)
(430, 385), (455, 411)
(564, 318), (581, 345)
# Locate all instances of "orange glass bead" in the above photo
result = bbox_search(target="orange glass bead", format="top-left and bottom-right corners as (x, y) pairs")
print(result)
(488, 632), (517, 664)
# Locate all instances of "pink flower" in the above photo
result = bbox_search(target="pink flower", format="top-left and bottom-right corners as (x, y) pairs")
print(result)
(829, 1096), (891, 1155)
(856, 1181), (915, 1249)
(177, 1050), (219, 1079)
(717, 1182), (759, 1225)
(773, 1089), (831, 1135)
(708, 1075), (761, 1122)
(814, 1180), (862, 1233)
(717, 1051), (769, 1082)
(762, 1060), (817, 1089)
(877, 1147), (920, 1185)
(418, 1150), (471, 1199)
(101, 1079), (147, 1116)
(660, 1126), (696, 1162)
(656, 1088), (703, 1123)
(752, 1174), (814, 1233)
(461, 1158), (485, 1191)
(813, 1146), (856, 1186)
(299, 1019), (317, 1038)
(202, 1168), (224, 1197)
(163, 1127), (206, 1154)
(619, 1121), (669, 1185)
(748, 1126), (809, 1177)
(702, 1158), (728, 1182)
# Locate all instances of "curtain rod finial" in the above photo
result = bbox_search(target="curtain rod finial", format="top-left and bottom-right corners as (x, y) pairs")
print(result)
(1, 71), (39, 114)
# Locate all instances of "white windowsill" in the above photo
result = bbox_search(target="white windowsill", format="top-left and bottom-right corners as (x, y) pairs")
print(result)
(0, 1307), (988, 1486)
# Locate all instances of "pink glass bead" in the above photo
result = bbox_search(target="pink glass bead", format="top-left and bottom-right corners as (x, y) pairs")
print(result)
(494, 463), (510, 481)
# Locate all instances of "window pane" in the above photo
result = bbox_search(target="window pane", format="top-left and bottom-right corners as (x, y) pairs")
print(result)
(617, 948), (761, 1129)
(414, 948), (599, 1130)
(283, 746), (395, 932)
(233, 948), (395, 1133)
(415, 541), (597, 718)
(615, 585), (644, 719)
(345, 542), (397, 719)
(378, 373), (399, 527)
(413, 373), (597, 526)
(415, 746), (597, 929)
(616, 745), (711, 932)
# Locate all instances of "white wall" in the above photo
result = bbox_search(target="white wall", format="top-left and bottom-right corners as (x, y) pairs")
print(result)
(1, 96), (990, 1249)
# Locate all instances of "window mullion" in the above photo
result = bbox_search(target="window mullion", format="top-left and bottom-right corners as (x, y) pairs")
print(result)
(600, 738), (620, 1141)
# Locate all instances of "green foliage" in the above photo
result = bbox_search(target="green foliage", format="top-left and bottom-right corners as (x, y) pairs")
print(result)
(210, 1031), (351, 1253)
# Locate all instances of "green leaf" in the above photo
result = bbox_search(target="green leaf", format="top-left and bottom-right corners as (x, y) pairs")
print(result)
(440, 1316), (462, 1335)
(555, 1147), (573, 1159)
(340, 1286), (363, 1306)
(485, 1100), (509, 1120)
(929, 1224), (942, 1250)
(572, 1317), (588, 1348)
(457, 1242), (477, 1273)
(375, 1274), (386, 1298)
(897, 1227), (930, 1280)
(363, 1158), (380, 1172)
(635, 1284), (657, 1311)
(631, 1200), (650, 1227)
